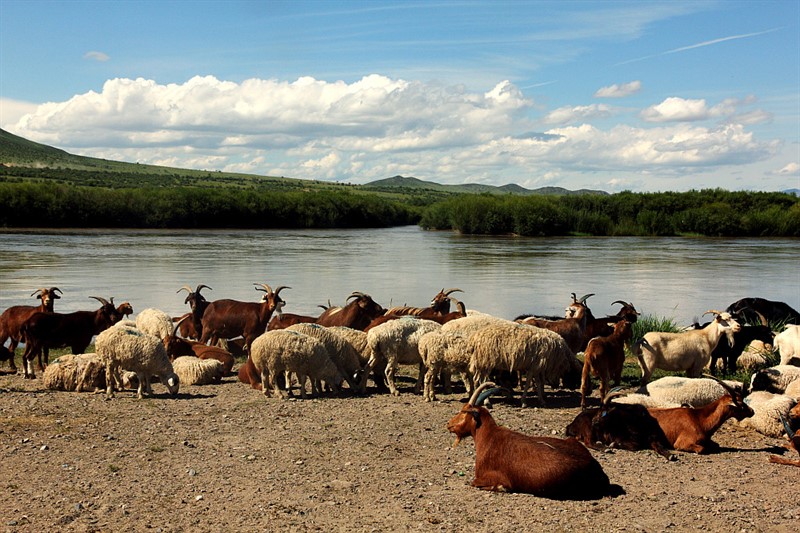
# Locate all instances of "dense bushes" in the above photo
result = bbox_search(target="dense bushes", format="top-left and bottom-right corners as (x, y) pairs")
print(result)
(0, 183), (417, 229)
(419, 190), (800, 237)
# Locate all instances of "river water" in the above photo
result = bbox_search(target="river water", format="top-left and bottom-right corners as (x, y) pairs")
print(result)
(0, 226), (798, 326)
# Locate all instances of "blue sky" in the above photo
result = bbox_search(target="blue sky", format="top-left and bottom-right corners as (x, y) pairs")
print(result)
(1, 0), (798, 192)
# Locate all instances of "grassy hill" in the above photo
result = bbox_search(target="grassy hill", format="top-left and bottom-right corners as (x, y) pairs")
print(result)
(363, 175), (608, 196)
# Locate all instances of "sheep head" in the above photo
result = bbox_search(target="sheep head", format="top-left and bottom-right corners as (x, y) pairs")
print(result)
(160, 372), (180, 396)
(447, 382), (501, 447)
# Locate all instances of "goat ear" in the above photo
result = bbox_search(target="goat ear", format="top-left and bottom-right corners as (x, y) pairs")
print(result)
(469, 409), (482, 428)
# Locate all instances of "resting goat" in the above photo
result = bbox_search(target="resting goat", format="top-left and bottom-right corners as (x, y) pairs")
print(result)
(447, 382), (621, 499)
(726, 297), (800, 326)
(633, 310), (741, 385)
(200, 282), (289, 352)
(768, 415), (800, 467)
(383, 288), (463, 319)
(580, 319), (633, 408)
(646, 376), (753, 454)
(0, 287), (62, 372)
(566, 390), (673, 460)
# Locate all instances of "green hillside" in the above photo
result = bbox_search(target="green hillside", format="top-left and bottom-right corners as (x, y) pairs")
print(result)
(363, 175), (607, 196)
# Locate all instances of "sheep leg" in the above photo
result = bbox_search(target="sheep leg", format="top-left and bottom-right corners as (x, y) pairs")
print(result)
(268, 371), (285, 399)
(135, 372), (147, 399)
(414, 362), (425, 395)
(385, 356), (400, 396)
(260, 369), (271, 397)
(423, 365), (436, 402)
(441, 369), (452, 394)
(105, 363), (117, 399)
(297, 373), (309, 399)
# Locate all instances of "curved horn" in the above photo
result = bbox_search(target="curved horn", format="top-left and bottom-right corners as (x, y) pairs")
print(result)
(611, 300), (630, 307)
(578, 293), (595, 304)
(468, 381), (497, 406)
(30, 288), (44, 297)
(443, 288), (463, 296)
(754, 310), (768, 327)
(703, 309), (723, 317)
(603, 387), (628, 406)
(52, 287), (63, 295)
(254, 283), (273, 294)
(779, 413), (796, 438)
(195, 284), (212, 294)
(702, 373), (740, 399)
(171, 314), (191, 338)
(475, 387), (504, 407)
(571, 292), (577, 303)
(273, 286), (291, 297)
(89, 296), (109, 306)
(347, 291), (367, 301)
(176, 285), (193, 294)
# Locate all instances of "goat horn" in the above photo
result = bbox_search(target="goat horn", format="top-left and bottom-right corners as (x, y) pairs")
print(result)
(348, 291), (367, 301)
(468, 381), (497, 406)
(89, 296), (109, 306)
(779, 413), (796, 439)
(449, 296), (461, 307)
(176, 285), (193, 294)
(702, 310), (723, 317)
(476, 387), (504, 407)
(196, 284), (212, 294)
(611, 300), (631, 308)
(570, 292), (577, 303)
(754, 310), (768, 327)
(702, 373), (739, 399)
(171, 314), (191, 338)
(443, 288), (463, 296)
(52, 287), (63, 295)
(30, 288), (44, 297)
(579, 293), (595, 304)
(273, 286), (291, 297)
(254, 283), (272, 294)
(602, 387), (628, 405)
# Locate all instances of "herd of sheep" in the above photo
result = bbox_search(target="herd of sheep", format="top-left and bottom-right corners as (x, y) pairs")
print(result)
(2, 284), (800, 495)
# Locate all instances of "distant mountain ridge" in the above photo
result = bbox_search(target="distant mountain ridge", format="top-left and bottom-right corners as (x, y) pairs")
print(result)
(363, 175), (608, 196)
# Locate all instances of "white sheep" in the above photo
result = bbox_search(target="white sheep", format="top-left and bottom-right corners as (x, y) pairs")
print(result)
(625, 376), (746, 408)
(775, 325), (800, 366)
(418, 329), (472, 402)
(250, 329), (343, 399)
(42, 353), (106, 392)
(365, 317), (442, 396)
(171, 356), (225, 386)
(633, 311), (741, 384)
(440, 313), (515, 338)
(326, 326), (389, 390)
(735, 340), (775, 372)
(467, 321), (577, 407)
(96, 326), (180, 399)
(610, 393), (683, 409)
(135, 308), (175, 341)
(750, 365), (800, 393)
(784, 379), (800, 401)
(738, 391), (798, 437)
(286, 323), (363, 392)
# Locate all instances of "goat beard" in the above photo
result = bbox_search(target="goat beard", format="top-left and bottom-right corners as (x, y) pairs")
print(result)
(451, 435), (462, 448)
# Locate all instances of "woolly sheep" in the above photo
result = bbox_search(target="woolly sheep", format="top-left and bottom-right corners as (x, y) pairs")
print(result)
(42, 353), (106, 392)
(610, 393), (683, 409)
(96, 326), (180, 399)
(735, 340), (775, 372)
(785, 379), (800, 401)
(750, 365), (800, 394)
(286, 323), (363, 392)
(467, 321), (578, 407)
(365, 317), (442, 396)
(738, 391), (798, 437)
(440, 313), (515, 338)
(135, 308), (175, 341)
(250, 329), (343, 399)
(327, 326), (388, 390)
(623, 376), (746, 408)
(418, 329), (472, 402)
(171, 356), (225, 385)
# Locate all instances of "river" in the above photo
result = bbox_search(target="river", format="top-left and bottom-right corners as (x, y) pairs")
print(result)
(0, 226), (798, 326)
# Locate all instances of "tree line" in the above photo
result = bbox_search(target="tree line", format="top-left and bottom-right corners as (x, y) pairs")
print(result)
(0, 179), (797, 236)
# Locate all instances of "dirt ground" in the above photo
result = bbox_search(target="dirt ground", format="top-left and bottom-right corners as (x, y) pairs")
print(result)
(0, 366), (798, 533)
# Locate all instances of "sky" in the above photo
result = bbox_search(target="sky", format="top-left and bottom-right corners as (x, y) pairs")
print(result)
(1, 0), (798, 192)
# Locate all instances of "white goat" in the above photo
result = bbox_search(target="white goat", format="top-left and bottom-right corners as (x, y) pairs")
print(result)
(632, 311), (741, 385)
(775, 325), (800, 366)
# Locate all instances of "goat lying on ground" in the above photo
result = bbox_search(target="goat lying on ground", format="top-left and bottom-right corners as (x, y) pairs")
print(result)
(566, 389), (674, 460)
(447, 382), (622, 499)
(768, 415), (800, 467)
(646, 375), (753, 454)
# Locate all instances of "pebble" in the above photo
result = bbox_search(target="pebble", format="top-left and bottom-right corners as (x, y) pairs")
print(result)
(40, 445), (48, 451)
(195, 495), (204, 501)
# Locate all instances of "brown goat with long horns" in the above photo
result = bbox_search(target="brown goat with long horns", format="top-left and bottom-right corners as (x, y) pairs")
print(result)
(447, 382), (622, 499)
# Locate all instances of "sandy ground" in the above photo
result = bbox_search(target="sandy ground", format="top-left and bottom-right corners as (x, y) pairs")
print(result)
(1, 367), (798, 533)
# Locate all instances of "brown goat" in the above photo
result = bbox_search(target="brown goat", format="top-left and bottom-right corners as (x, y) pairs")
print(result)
(768, 415), (800, 467)
(384, 288), (463, 319)
(176, 284), (212, 339)
(580, 319), (633, 408)
(517, 294), (589, 354)
(200, 283), (289, 351)
(0, 287), (62, 371)
(579, 300), (640, 352)
(646, 376), (753, 453)
(268, 312), (318, 331)
(447, 383), (621, 499)
(164, 318), (235, 376)
(20, 296), (122, 378)
(316, 292), (386, 331)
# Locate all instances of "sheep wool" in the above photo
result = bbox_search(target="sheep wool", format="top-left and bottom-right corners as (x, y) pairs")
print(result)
(327, 326), (371, 364)
(287, 323), (363, 391)
(739, 391), (797, 437)
(750, 365), (800, 393)
(135, 308), (175, 341)
(42, 353), (106, 392)
(632, 376), (745, 408)
(96, 325), (179, 399)
(418, 329), (472, 402)
(172, 356), (225, 385)
(250, 329), (342, 399)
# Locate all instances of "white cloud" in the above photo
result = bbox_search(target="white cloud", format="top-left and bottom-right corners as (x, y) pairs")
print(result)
(84, 51), (110, 62)
(5, 75), (782, 188)
(0, 97), (39, 128)
(774, 162), (799, 176)
(543, 104), (613, 125)
(594, 80), (641, 98)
